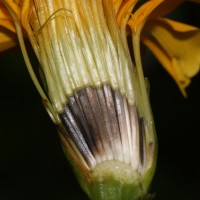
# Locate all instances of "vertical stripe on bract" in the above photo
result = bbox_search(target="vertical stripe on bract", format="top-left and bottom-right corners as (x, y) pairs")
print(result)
(25, 0), (136, 113)
(60, 85), (143, 171)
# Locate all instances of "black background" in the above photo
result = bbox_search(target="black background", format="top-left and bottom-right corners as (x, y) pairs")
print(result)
(0, 2), (200, 200)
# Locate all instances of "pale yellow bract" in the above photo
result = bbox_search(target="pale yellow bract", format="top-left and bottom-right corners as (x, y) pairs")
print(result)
(0, 0), (199, 97)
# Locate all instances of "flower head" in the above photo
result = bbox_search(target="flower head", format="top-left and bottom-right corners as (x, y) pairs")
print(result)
(0, 0), (200, 199)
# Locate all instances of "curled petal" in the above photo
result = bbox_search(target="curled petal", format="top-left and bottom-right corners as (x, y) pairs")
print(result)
(143, 18), (200, 95)
(128, 0), (164, 34)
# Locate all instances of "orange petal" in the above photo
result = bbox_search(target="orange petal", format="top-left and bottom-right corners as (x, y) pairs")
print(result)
(113, 0), (123, 14)
(148, 0), (200, 20)
(0, 1), (15, 32)
(149, 0), (184, 19)
(2, 0), (30, 29)
(3, 0), (21, 18)
(0, 1), (19, 51)
(0, 28), (17, 51)
(116, 0), (138, 27)
(143, 18), (200, 95)
(128, 0), (164, 34)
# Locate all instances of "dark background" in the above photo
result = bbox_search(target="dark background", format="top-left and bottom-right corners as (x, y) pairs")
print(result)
(0, 2), (200, 200)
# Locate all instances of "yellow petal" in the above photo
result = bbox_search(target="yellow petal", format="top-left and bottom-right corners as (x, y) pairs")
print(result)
(143, 18), (200, 95)
(113, 0), (123, 14)
(0, 28), (16, 51)
(0, 0), (23, 51)
(0, 1), (15, 32)
(2, 0), (30, 30)
(116, 0), (138, 27)
(3, 0), (21, 18)
(128, 0), (164, 34)
(0, 1), (19, 50)
(149, 0), (184, 19)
